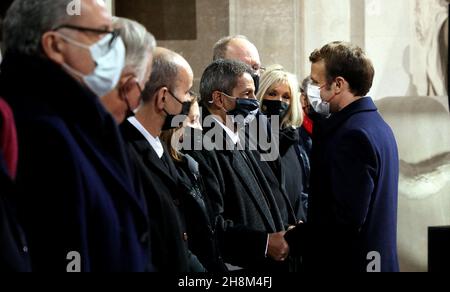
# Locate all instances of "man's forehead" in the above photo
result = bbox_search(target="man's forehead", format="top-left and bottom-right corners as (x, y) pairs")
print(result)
(235, 73), (254, 89)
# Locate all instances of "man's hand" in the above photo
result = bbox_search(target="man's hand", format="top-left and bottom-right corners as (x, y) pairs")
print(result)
(267, 231), (290, 261)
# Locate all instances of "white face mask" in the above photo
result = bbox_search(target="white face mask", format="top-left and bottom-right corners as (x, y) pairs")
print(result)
(307, 84), (331, 117)
(59, 33), (126, 97)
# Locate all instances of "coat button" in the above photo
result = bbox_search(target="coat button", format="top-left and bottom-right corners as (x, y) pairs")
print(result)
(183, 232), (188, 242)
(173, 199), (181, 206)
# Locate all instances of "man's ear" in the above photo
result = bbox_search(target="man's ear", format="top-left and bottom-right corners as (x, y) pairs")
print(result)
(211, 91), (224, 108)
(334, 76), (346, 93)
(119, 74), (137, 94)
(41, 32), (65, 65)
(155, 86), (168, 111)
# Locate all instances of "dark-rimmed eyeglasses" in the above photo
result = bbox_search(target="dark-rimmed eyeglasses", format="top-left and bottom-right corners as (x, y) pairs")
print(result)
(53, 24), (120, 49)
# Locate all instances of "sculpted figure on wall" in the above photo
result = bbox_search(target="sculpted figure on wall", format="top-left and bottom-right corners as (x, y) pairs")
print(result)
(412, 0), (448, 96)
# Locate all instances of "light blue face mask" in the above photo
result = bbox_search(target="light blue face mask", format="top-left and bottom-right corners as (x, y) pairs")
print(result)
(307, 84), (331, 117)
(59, 33), (126, 97)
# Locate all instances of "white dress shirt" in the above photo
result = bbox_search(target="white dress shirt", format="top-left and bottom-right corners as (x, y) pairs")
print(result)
(211, 116), (240, 145)
(127, 117), (164, 159)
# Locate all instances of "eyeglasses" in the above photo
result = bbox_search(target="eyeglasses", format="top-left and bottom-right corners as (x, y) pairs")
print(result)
(53, 24), (120, 49)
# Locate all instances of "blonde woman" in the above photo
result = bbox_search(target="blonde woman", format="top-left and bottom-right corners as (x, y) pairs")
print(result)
(257, 65), (308, 223)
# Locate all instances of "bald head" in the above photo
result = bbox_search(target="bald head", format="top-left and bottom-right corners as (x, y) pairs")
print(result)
(213, 35), (262, 74)
(142, 47), (193, 103)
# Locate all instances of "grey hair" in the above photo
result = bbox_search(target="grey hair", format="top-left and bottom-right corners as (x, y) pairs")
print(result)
(2, 0), (73, 55)
(113, 17), (156, 83)
(212, 35), (249, 61)
(200, 59), (253, 108)
(142, 48), (181, 103)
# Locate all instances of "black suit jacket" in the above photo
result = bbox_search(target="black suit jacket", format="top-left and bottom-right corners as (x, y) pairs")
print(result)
(121, 120), (204, 272)
(189, 112), (286, 270)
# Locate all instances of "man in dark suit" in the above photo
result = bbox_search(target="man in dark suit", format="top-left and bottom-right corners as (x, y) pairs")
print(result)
(285, 41), (400, 272)
(121, 47), (206, 272)
(189, 59), (290, 271)
(0, 0), (150, 271)
(213, 36), (300, 231)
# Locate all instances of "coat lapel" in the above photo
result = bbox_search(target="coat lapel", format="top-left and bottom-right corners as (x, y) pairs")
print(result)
(321, 97), (378, 137)
(123, 121), (178, 185)
(70, 123), (148, 217)
(231, 151), (276, 231)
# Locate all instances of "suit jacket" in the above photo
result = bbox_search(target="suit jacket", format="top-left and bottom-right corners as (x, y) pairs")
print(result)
(286, 97), (400, 272)
(120, 120), (204, 272)
(247, 114), (299, 227)
(0, 52), (150, 272)
(189, 110), (286, 270)
(0, 156), (31, 272)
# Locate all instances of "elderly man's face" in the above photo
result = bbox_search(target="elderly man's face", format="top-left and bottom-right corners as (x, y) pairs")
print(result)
(42, 0), (113, 81)
(59, 0), (113, 75)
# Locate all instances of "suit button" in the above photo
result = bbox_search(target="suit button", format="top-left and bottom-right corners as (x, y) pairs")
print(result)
(140, 232), (150, 244)
(173, 199), (181, 206)
(183, 232), (188, 242)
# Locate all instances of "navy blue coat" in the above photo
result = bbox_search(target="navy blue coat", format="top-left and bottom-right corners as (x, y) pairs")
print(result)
(0, 155), (31, 272)
(286, 97), (399, 272)
(0, 53), (151, 272)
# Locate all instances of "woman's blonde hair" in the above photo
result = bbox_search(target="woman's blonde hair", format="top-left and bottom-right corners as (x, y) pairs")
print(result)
(257, 65), (303, 128)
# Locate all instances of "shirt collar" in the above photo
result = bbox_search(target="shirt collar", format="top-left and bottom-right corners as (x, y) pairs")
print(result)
(212, 116), (240, 145)
(127, 117), (164, 159)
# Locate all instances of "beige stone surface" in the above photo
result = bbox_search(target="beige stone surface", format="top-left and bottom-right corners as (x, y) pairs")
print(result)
(153, 0), (230, 92)
(377, 96), (450, 272)
(230, 0), (303, 76)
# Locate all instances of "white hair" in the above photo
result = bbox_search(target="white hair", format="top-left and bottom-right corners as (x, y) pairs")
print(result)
(113, 17), (156, 83)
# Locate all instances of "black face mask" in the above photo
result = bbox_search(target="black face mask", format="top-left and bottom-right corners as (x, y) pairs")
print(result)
(162, 90), (191, 131)
(252, 73), (260, 95)
(121, 78), (143, 120)
(261, 100), (289, 120)
(222, 93), (260, 119)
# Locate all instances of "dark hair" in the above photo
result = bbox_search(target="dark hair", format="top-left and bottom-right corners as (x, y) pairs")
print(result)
(199, 59), (253, 108)
(0, 0), (13, 41)
(309, 41), (375, 96)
